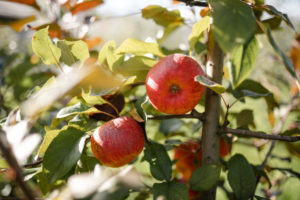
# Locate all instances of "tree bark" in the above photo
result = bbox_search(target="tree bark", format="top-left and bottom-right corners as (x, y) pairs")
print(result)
(201, 28), (224, 200)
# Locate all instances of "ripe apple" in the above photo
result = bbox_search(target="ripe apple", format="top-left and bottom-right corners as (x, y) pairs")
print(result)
(146, 54), (205, 114)
(174, 138), (231, 180)
(174, 140), (202, 181)
(90, 116), (145, 167)
(219, 137), (232, 158)
(177, 178), (201, 200)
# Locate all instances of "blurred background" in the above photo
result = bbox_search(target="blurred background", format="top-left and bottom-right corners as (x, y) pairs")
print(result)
(0, 0), (300, 199)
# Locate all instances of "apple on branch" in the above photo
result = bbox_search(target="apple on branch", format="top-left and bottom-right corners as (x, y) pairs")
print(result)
(90, 116), (145, 167)
(146, 54), (206, 114)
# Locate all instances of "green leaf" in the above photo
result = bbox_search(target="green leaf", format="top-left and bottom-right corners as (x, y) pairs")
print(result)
(43, 127), (86, 183)
(228, 154), (256, 200)
(189, 16), (210, 52)
(194, 41), (207, 54)
(254, 195), (269, 200)
(142, 5), (184, 27)
(256, 17), (282, 34)
(189, 164), (221, 191)
(38, 129), (60, 157)
(144, 141), (172, 181)
(208, 0), (256, 52)
(134, 95), (148, 121)
(153, 180), (188, 200)
(265, 25), (298, 80)
(76, 154), (98, 173)
(32, 26), (61, 65)
(231, 36), (258, 88)
(233, 79), (278, 111)
(36, 171), (50, 195)
(81, 89), (108, 105)
(263, 5), (295, 31)
(69, 114), (98, 131)
(159, 119), (183, 136)
(57, 40), (89, 66)
(98, 40), (124, 71)
(0, 157), (8, 168)
(56, 102), (98, 119)
(282, 128), (300, 136)
(141, 6), (184, 44)
(115, 38), (165, 58)
(236, 109), (255, 129)
(253, 165), (272, 188)
(241, 90), (271, 98)
(114, 56), (157, 81)
(195, 75), (225, 94)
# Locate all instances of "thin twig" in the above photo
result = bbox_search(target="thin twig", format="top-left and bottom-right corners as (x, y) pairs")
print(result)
(261, 96), (299, 167)
(220, 127), (300, 142)
(176, 0), (208, 7)
(0, 129), (36, 200)
(147, 109), (205, 121)
(22, 160), (43, 168)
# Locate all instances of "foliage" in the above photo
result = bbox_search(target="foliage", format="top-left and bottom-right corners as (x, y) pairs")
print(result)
(0, 0), (300, 200)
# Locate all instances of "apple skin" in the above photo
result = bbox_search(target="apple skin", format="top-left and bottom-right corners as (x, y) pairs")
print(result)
(146, 54), (205, 114)
(174, 138), (231, 181)
(90, 116), (145, 167)
(174, 140), (202, 181)
(219, 137), (232, 158)
(177, 178), (202, 200)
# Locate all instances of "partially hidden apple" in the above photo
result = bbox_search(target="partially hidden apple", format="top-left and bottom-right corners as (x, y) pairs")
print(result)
(90, 116), (145, 167)
(174, 138), (232, 181)
(174, 140), (202, 181)
(219, 137), (232, 158)
(146, 54), (206, 114)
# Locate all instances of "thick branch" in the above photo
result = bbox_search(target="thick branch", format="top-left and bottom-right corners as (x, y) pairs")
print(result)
(201, 25), (224, 200)
(220, 127), (300, 142)
(0, 129), (35, 200)
(147, 110), (205, 121)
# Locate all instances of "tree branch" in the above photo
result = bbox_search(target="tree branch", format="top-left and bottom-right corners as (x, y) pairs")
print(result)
(220, 127), (300, 142)
(261, 96), (299, 167)
(147, 109), (205, 121)
(200, 22), (224, 200)
(176, 0), (208, 7)
(0, 129), (36, 200)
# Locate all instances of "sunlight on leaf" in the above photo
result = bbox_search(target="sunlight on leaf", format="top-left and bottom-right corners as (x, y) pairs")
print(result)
(188, 16), (210, 52)
(153, 180), (188, 200)
(22, 61), (123, 118)
(208, 0), (256, 52)
(57, 40), (89, 66)
(37, 129), (60, 157)
(231, 36), (258, 88)
(43, 127), (86, 183)
(32, 26), (61, 66)
(195, 75), (225, 94)
(116, 38), (165, 58)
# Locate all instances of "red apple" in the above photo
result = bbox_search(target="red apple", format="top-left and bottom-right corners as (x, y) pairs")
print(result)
(146, 54), (205, 114)
(174, 140), (202, 181)
(219, 137), (232, 158)
(174, 138), (232, 181)
(90, 116), (145, 167)
(177, 178), (201, 200)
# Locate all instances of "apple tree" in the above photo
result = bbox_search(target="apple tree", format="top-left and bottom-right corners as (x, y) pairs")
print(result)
(0, 0), (300, 200)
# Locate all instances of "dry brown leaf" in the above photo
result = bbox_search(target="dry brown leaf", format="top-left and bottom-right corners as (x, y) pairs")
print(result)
(71, 0), (103, 15)
(200, 7), (210, 17)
